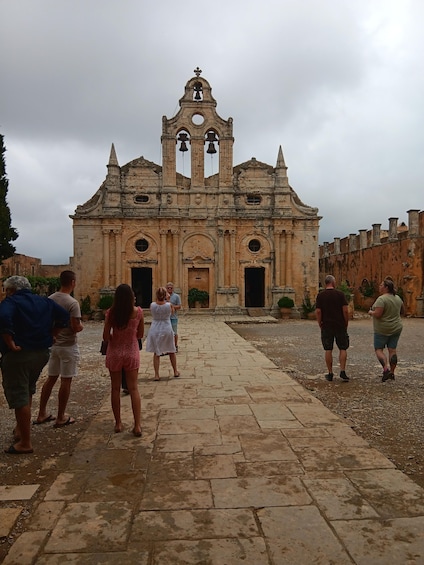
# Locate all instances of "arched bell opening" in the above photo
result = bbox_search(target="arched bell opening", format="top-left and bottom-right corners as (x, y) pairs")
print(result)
(176, 129), (191, 177)
(204, 129), (219, 177)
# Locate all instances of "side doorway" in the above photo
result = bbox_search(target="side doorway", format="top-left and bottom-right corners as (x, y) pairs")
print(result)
(131, 267), (152, 309)
(245, 267), (265, 307)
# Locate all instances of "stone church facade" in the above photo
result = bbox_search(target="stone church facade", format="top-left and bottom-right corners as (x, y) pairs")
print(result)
(71, 69), (320, 313)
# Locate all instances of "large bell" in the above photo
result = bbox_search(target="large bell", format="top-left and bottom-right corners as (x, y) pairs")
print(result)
(205, 131), (218, 154)
(193, 81), (203, 101)
(207, 142), (217, 154)
(177, 132), (189, 152)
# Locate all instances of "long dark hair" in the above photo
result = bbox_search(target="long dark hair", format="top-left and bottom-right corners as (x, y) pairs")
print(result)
(109, 284), (135, 329)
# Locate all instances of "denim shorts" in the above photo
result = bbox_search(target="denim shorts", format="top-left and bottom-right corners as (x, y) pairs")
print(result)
(1, 349), (50, 409)
(170, 319), (178, 334)
(374, 332), (401, 350)
(321, 328), (350, 351)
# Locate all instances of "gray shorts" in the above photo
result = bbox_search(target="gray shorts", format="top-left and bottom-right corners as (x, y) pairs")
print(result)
(48, 344), (80, 377)
(170, 319), (178, 334)
(1, 349), (50, 409)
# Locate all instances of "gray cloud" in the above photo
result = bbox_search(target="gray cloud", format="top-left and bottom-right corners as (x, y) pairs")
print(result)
(1, 0), (423, 263)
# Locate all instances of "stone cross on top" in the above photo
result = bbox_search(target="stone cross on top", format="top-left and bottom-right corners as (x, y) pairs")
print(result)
(194, 66), (202, 77)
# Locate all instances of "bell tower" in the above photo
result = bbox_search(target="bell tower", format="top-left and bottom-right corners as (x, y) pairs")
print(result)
(161, 67), (234, 201)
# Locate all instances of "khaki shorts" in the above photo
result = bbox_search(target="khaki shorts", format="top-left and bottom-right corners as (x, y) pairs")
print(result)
(48, 344), (80, 377)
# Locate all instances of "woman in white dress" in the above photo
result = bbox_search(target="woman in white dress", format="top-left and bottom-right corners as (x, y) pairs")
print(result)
(145, 287), (180, 381)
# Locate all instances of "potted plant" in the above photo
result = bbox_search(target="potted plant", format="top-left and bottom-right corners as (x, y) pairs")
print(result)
(277, 296), (294, 319)
(301, 296), (316, 319)
(97, 294), (114, 311)
(95, 294), (114, 321)
(188, 288), (209, 308)
(80, 295), (92, 321)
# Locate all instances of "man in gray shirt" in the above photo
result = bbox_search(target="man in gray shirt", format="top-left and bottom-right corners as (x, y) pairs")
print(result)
(34, 271), (83, 427)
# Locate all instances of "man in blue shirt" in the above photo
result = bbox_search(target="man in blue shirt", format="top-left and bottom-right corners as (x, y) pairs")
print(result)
(0, 276), (69, 454)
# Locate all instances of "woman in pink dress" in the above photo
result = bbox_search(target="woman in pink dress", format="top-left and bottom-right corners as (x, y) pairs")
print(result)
(103, 284), (144, 436)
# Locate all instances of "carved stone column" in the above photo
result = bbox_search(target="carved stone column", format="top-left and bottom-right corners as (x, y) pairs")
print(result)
(280, 231), (287, 287)
(171, 229), (180, 284)
(160, 229), (168, 284)
(102, 229), (110, 287)
(113, 228), (122, 286)
(230, 230), (236, 287)
(274, 230), (282, 287)
(217, 228), (224, 287)
(285, 231), (293, 287)
(191, 136), (205, 189)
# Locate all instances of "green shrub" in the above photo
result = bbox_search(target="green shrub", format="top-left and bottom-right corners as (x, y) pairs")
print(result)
(97, 294), (114, 310)
(337, 280), (353, 301)
(301, 296), (316, 315)
(277, 296), (294, 308)
(359, 279), (376, 298)
(188, 288), (209, 306)
(80, 295), (92, 316)
(27, 276), (60, 295)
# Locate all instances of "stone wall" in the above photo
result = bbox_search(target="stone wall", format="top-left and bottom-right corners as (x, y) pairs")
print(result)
(319, 209), (424, 316)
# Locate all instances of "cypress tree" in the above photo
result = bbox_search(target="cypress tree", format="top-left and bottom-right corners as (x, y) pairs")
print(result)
(0, 134), (18, 263)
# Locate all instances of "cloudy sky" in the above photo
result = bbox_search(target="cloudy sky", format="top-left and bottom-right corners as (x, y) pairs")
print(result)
(1, 0), (423, 264)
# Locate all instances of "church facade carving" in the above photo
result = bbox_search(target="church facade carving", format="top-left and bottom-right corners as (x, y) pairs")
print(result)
(71, 69), (320, 313)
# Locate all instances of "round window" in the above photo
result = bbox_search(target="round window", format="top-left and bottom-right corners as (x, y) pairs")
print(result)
(192, 113), (204, 125)
(135, 238), (149, 252)
(248, 239), (261, 252)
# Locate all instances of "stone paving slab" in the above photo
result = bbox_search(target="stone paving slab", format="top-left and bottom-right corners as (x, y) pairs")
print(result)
(0, 484), (40, 501)
(0, 507), (22, 537)
(2, 315), (424, 564)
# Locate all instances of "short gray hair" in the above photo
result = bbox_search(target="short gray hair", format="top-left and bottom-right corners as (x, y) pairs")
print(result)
(324, 275), (335, 285)
(3, 276), (32, 291)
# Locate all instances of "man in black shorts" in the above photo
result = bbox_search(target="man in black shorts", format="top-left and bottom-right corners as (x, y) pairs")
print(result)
(315, 275), (350, 382)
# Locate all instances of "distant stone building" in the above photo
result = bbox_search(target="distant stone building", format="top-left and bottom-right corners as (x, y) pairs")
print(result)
(319, 209), (424, 316)
(0, 253), (42, 279)
(71, 68), (320, 313)
(0, 254), (69, 300)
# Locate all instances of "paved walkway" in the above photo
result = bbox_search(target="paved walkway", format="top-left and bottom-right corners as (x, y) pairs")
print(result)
(2, 315), (424, 564)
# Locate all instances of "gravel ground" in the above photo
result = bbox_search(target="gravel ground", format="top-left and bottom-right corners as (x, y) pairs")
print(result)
(232, 316), (424, 489)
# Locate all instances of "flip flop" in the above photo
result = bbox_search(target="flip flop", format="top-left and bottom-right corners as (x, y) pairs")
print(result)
(4, 445), (34, 455)
(53, 416), (76, 428)
(32, 414), (55, 425)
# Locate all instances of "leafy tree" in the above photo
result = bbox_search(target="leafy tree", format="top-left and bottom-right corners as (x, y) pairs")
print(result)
(0, 134), (18, 263)
(27, 276), (60, 295)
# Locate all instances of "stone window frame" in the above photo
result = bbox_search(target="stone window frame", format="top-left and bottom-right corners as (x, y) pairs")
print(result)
(246, 194), (262, 205)
(135, 195), (149, 204)
(248, 239), (261, 253)
(135, 238), (149, 253)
